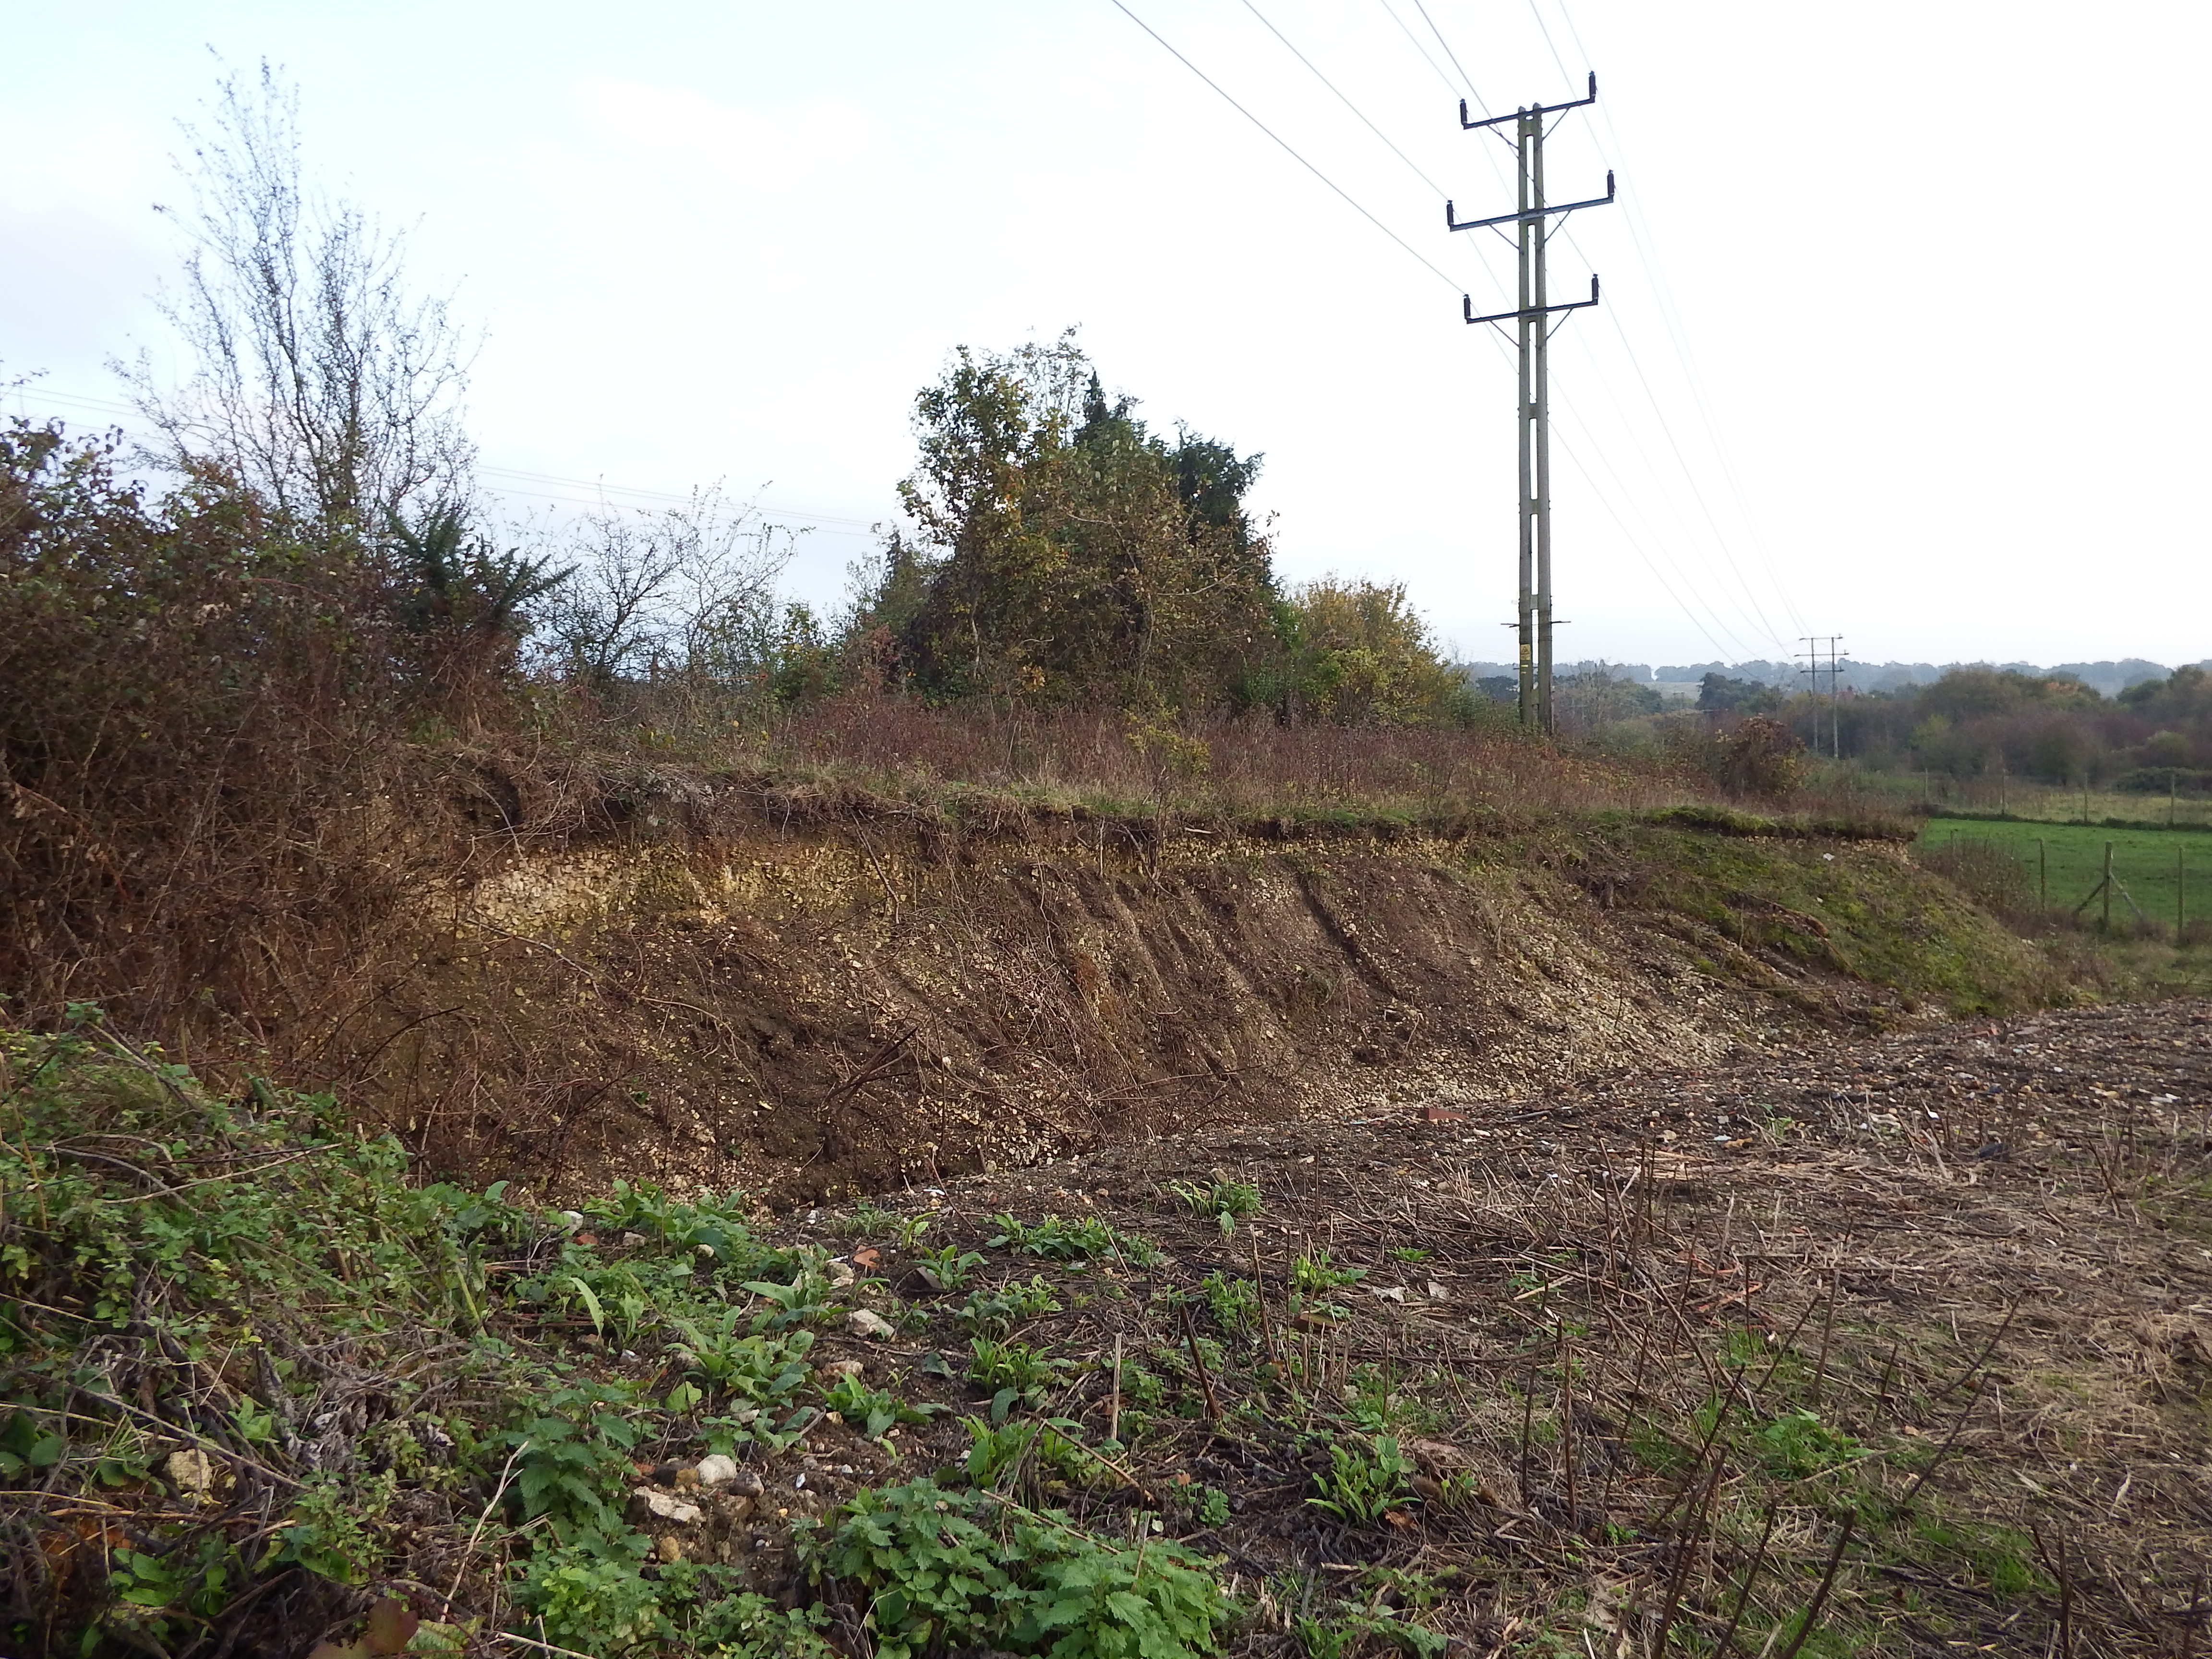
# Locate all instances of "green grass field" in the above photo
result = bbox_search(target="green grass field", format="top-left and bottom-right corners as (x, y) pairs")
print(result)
(1921, 817), (2212, 926)
(1839, 768), (2212, 830)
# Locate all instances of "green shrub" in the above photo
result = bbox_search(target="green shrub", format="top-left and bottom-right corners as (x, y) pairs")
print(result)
(664, 1305), (817, 1420)
(989, 1213), (1121, 1261)
(1750, 1409), (1861, 1480)
(824, 1369), (946, 1441)
(0, 1018), (839, 1653)
(961, 1416), (1095, 1491)
(958, 1274), (1064, 1336)
(515, 1535), (669, 1657)
(915, 1243), (988, 1291)
(504, 1381), (646, 1538)
(517, 1543), (841, 1659)
(1200, 1272), (1261, 1336)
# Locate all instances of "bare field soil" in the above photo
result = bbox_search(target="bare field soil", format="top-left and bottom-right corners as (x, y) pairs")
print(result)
(735, 999), (2212, 1656)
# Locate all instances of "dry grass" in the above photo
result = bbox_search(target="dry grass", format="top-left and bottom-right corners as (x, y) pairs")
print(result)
(623, 688), (1707, 827)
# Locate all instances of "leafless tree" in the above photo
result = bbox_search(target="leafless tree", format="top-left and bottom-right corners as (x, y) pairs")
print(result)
(537, 487), (804, 689)
(117, 60), (477, 535)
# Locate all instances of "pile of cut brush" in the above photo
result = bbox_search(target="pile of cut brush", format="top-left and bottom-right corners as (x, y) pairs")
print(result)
(5, 1002), (2212, 1658)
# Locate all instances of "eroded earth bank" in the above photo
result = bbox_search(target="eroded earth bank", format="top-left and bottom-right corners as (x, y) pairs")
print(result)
(350, 802), (2053, 1205)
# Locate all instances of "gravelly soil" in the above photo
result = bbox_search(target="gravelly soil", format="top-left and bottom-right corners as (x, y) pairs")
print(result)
(717, 999), (2212, 1657)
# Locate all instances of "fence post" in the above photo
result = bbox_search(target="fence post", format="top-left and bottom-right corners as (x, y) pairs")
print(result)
(2038, 839), (2047, 907)
(2103, 842), (2114, 932)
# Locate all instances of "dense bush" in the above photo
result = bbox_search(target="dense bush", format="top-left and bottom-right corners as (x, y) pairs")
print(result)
(1688, 714), (1806, 799)
(0, 421), (564, 1043)
(851, 335), (1474, 726)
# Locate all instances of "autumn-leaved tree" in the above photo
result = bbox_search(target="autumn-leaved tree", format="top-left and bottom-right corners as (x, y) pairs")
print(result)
(882, 334), (1280, 709)
(1274, 577), (1475, 726)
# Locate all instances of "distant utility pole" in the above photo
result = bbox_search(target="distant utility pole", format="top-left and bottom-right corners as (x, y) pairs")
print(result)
(1451, 74), (1614, 735)
(1797, 636), (1844, 758)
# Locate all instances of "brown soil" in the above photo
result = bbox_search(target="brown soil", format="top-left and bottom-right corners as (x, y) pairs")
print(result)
(710, 998), (2212, 1656)
(349, 807), (2044, 1207)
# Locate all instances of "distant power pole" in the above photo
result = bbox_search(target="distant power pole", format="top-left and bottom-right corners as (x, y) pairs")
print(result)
(1450, 74), (1614, 735)
(1798, 635), (1844, 758)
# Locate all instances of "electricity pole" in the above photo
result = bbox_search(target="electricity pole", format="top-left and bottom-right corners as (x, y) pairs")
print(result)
(1798, 635), (1844, 758)
(1450, 74), (1613, 734)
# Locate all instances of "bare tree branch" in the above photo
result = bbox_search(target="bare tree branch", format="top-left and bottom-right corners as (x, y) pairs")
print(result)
(115, 59), (478, 536)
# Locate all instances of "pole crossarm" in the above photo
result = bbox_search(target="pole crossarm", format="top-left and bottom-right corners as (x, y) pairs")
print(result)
(1460, 72), (1597, 132)
(1448, 172), (1614, 233)
(1465, 276), (1600, 327)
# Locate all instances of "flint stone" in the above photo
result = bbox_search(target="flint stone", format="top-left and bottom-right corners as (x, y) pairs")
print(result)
(696, 1454), (740, 1487)
(633, 1487), (704, 1526)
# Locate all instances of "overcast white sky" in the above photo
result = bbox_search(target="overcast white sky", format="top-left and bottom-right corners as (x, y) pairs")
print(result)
(6, 1), (2207, 671)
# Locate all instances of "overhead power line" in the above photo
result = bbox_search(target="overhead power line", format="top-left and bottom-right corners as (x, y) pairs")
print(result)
(1239, 0), (1452, 198)
(1110, 0), (1465, 291)
(1547, 390), (1764, 660)
(1128, 1), (1775, 667)
(1521, 0), (1576, 89)
(1551, 430), (1752, 662)
(1539, 0), (1810, 640)
(1374, 0), (1463, 100)
(1415, 0), (1804, 655)
(1412, 0), (1492, 117)
(1240, 0), (1515, 296)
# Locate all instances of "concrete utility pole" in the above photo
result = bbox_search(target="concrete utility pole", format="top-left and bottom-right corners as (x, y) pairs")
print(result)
(1450, 74), (1613, 734)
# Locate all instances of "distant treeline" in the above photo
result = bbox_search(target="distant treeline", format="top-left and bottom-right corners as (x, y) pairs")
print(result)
(1462, 657), (2202, 700)
(1454, 655), (2212, 793)
(1693, 665), (2210, 793)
